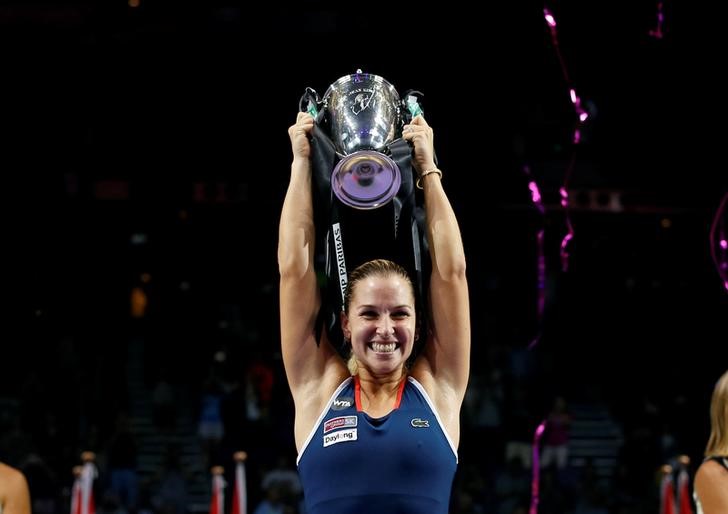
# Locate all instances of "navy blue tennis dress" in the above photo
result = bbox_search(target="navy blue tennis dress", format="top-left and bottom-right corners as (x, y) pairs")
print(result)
(297, 376), (458, 514)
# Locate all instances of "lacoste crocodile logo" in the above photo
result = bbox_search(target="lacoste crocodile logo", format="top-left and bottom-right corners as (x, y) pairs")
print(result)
(410, 418), (430, 428)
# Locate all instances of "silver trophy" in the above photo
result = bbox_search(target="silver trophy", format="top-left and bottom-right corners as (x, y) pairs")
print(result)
(321, 71), (405, 210)
(300, 72), (429, 346)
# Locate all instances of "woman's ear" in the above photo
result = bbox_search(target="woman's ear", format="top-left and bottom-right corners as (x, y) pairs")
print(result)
(340, 310), (351, 341)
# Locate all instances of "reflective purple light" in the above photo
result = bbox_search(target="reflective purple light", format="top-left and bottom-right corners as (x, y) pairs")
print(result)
(709, 192), (728, 293)
(530, 420), (547, 514)
(649, 1), (665, 39)
(523, 167), (546, 350)
(544, 6), (585, 273)
(543, 8), (556, 28)
(528, 180), (543, 207)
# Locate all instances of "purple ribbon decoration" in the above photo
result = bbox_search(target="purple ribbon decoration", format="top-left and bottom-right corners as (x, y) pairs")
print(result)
(709, 192), (728, 292)
(648, 1), (665, 39)
(529, 420), (547, 514)
(544, 7), (587, 272)
(560, 183), (574, 272)
(523, 166), (546, 349)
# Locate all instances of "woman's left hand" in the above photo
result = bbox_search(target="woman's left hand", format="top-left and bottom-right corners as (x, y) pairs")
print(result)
(402, 115), (436, 176)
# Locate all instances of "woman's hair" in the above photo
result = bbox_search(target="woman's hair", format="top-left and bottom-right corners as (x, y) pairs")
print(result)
(343, 259), (416, 375)
(343, 259), (414, 314)
(705, 369), (728, 456)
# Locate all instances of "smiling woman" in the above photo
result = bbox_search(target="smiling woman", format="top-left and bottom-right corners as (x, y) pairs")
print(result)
(278, 111), (470, 514)
(694, 370), (728, 514)
(342, 260), (417, 379)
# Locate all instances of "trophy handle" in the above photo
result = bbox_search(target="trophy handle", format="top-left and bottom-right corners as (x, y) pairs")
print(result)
(401, 89), (425, 122)
(299, 87), (323, 120)
(398, 90), (439, 168)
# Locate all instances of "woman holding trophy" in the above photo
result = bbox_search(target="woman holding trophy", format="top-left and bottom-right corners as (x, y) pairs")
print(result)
(278, 72), (470, 514)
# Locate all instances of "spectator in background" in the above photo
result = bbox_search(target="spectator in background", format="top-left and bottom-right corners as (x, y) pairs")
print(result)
(693, 369), (728, 514)
(198, 373), (225, 468)
(151, 446), (189, 514)
(0, 461), (31, 514)
(493, 457), (529, 514)
(463, 369), (503, 473)
(260, 453), (301, 505)
(252, 484), (287, 514)
(152, 368), (177, 433)
(20, 453), (58, 514)
(245, 352), (274, 424)
(106, 412), (139, 512)
(541, 395), (572, 470)
(503, 385), (535, 469)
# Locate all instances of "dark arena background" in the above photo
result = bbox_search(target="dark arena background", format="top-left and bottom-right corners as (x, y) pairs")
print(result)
(2, 2), (727, 514)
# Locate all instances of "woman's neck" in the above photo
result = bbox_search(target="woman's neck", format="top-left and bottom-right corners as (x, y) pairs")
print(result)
(355, 370), (406, 416)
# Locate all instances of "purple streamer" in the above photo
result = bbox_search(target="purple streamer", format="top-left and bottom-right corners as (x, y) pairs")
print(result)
(529, 421), (547, 514)
(543, 7), (586, 273)
(531, 227), (546, 350)
(648, 1), (665, 39)
(528, 178), (546, 216)
(709, 192), (728, 292)
(524, 166), (546, 349)
(559, 185), (574, 272)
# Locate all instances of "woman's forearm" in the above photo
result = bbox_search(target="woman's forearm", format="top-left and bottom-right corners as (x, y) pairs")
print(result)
(423, 172), (467, 281)
(278, 157), (316, 280)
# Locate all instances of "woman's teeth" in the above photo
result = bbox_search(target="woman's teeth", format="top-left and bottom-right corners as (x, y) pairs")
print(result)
(371, 342), (396, 353)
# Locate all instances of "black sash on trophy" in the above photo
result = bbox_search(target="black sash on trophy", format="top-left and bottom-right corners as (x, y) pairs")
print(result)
(300, 73), (431, 352)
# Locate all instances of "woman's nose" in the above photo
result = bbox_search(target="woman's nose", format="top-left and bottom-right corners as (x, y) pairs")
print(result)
(376, 318), (394, 337)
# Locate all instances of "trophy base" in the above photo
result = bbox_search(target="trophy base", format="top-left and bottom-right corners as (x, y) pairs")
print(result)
(331, 151), (401, 210)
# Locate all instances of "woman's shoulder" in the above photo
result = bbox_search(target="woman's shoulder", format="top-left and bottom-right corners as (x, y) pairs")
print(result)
(0, 462), (27, 493)
(0, 461), (20, 477)
(695, 458), (728, 511)
(696, 457), (728, 484)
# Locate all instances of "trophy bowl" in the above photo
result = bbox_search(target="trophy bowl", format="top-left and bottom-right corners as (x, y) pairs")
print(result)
(330, 151), (402, 210)
(322, 71), (403, 210)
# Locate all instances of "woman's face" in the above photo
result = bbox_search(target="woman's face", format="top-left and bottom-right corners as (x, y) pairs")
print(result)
(342, 274), (417, 377)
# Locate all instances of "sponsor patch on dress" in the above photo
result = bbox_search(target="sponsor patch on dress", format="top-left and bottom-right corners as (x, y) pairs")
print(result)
(323, 428), (357, 447)
(331, 396), (354, 410)
(323, 415), (357, 433)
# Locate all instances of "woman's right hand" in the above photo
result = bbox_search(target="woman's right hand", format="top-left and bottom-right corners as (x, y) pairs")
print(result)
(288, 112), (315, 160)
